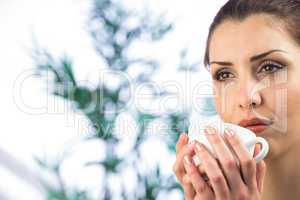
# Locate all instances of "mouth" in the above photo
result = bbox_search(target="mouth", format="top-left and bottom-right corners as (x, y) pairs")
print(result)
(244, 124), (270, 134)
(238, 117), (273, 134)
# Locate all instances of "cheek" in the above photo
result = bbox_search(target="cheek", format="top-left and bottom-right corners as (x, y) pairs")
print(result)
(287, 65), (300, 126)
(214, 97), (228, 123)
(213, 83), (236, 120)
(286, 82), (300, 127)
(213, 84), (224, 115)
(272, 68), (299, 125)
(287, 68), (300, 111)
(262, 76), (297, 134)
(260, 84), (284, 131)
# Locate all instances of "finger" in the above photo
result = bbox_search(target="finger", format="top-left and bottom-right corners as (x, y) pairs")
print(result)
(194, 141), (230, 199)
(182, 174), (196, 200)
(173, 142), (195, 183)
(253, 143), (261, 157)
(256, 144), (267, 194)
(176, 133), (188, 154)
(183, 155), (214, 198)
(224, 128), (257, 190)
(204, 126), (244, 191)
(198, 165), (209, 181)
(198, 164), (205, 174)
(254, 143), (266, 192)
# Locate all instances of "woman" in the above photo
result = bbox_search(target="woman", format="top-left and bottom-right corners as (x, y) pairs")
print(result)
(173, 0), (300, 199)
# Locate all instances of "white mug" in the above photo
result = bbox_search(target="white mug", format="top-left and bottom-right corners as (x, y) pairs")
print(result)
(188, 121), (269, 166)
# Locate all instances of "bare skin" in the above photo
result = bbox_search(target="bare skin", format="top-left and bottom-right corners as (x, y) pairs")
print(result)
(173, 131), (265, 200)
(173, 14), (300, 200)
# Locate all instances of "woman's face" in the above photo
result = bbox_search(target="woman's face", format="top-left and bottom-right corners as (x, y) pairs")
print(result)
(208, 14), (300, 160)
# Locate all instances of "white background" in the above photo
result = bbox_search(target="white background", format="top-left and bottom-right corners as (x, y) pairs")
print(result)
(0, 0), (226, 199)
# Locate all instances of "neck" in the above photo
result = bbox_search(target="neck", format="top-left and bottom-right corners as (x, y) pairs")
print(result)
(262, 144), (300, 200)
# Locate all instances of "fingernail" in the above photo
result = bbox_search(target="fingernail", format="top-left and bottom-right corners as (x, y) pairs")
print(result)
(179, 133), (185, 141)
(184, 155), (191, 166)
(225, 129), (234, 137)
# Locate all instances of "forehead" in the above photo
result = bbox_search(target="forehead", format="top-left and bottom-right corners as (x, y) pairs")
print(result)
(209, 15), (295, 63)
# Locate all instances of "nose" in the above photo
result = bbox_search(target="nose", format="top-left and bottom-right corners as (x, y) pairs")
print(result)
(237, 79), (262, 109)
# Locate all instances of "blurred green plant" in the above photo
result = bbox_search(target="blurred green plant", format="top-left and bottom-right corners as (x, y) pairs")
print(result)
(32, 0), (199, 199)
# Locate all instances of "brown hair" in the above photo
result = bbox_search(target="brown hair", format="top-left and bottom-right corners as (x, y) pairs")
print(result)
(204, 0), (300, 69)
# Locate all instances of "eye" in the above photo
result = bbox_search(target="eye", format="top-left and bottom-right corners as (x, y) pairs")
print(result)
(257, 60), (285, 74)
(214, 68), (235, 81)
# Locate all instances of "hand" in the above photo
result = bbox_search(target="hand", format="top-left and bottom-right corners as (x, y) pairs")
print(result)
(183, 126), (267, 200)
(173, 133), (215, 199)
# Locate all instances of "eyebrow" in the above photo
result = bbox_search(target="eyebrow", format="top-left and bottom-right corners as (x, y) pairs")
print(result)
(209, 49), (287, 66)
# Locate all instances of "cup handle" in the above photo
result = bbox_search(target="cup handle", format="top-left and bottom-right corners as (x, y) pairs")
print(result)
(253, 137), (269, 162)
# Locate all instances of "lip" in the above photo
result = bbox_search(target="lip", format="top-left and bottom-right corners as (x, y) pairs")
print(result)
(244, 124), (269, 134)
(238, 117), (273, 134)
